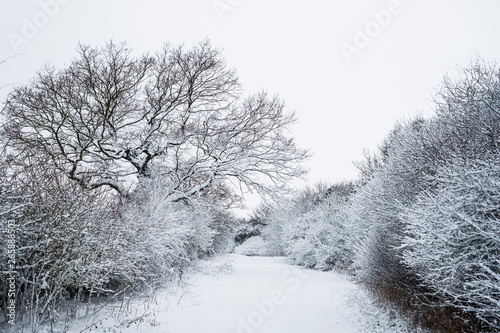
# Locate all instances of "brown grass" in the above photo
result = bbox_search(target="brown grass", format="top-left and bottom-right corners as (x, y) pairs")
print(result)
(365, 283), (485, 333)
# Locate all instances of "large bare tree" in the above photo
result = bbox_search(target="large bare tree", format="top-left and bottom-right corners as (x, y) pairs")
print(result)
(2, 41), (308, 201)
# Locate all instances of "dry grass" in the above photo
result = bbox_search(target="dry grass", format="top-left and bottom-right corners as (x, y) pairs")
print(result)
(365, 283), (485, 333)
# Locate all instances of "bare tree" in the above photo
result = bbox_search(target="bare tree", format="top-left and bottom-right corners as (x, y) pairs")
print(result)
(2, 40), (309, 201)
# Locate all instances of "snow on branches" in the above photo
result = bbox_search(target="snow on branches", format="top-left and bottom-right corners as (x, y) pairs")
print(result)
(3, 40), (308, 201)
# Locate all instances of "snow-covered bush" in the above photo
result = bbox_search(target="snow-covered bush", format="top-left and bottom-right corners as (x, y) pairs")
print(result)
(0, 160), (236, 330)
(260, 183), (355, 270)
(234, 236), (269, 256)
(208, 209), (237, 254)
(114, 178), (217, 289)
(260, 211), (287, 257)
(433, 61), (500, 162)
(349, 118), (442, 290)
(401, 159), (500, 330)
(234, 222), (263, 245)
(283, 188), (354, 271)
(0, 173), (118, 330)
(348, 61), (500, 331)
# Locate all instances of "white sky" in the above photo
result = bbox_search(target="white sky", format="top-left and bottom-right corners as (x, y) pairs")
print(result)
(1, 0), (500, 192)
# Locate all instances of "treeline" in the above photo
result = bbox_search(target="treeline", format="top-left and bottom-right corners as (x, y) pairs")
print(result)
(246, 61), (500, 332)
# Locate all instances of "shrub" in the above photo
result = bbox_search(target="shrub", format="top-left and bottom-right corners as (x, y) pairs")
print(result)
(0, 176), (117, 330)
(401, 159), (500, 330)
(261, 183), (355, 270)
(234, 236), (269, 256)
(114, 178), (217, 289)
(234, 222), (263, 245)
(283, 190), (354, 271)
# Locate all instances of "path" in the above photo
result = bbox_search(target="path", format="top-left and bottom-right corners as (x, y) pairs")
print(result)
(65, 254), (416, 332)
(152, 255), (414, 333)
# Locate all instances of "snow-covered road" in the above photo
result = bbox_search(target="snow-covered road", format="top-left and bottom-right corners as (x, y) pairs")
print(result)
(67, 254), (417, 332)
(152, 255), (414, 333)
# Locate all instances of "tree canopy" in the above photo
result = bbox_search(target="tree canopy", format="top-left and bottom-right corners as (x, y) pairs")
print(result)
(2, 40), (308, 202)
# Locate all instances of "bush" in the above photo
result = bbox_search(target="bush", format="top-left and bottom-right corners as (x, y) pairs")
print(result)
(113, 178), (218, 290)
(234, 236), (269, 256)
(0, 167), (233, 330)
(283, 187), (354, 271)
(261, 183), (355, 270)
(402, 159), (500, 330)
(0, 174), (118, 330)
(234, 222), (263, 245)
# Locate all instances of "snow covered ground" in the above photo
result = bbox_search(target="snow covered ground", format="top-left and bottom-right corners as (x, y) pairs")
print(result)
(36, 254), (423, 333)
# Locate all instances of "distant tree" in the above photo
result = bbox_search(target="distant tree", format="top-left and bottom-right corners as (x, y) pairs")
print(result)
(2, 41), (308, 201)
(287, 181), (332, 214)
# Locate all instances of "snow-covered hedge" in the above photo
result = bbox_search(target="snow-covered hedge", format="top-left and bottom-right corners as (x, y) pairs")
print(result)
(283, 197), (353, 271)
(347, 61), (500, 331)
(0, 172), (235, 329)
(402, 159), (500, 329)
(234, 236), (269, 256)
(0, 177), (118, 330)
(261, 183), (355, 271)
(116, 189), (217, 289)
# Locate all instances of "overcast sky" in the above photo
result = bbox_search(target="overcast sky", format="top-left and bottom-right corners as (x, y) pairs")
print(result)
(2, 0), (500, 194)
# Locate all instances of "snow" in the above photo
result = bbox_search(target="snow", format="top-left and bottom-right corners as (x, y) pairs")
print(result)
(234, 236), (269, 256)
(46, 255), (419, 333)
